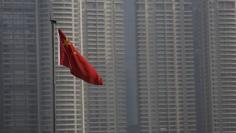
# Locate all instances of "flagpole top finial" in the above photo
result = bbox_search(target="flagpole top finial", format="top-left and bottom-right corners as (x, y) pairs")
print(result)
(49, 15), (57, 24)
(50, 19), (57, 24)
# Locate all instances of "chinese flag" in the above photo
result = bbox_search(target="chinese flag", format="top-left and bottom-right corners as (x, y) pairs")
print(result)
(58, 29), (103, 85)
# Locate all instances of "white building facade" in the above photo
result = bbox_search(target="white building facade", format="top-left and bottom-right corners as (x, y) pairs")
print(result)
(53, 0), (127, 133)
(136, 0), (197, 132)
(207, 0), (236, 132)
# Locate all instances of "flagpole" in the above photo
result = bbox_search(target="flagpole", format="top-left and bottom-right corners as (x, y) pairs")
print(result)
(50, 18), (57, 133)
(79, 0), (85, 133)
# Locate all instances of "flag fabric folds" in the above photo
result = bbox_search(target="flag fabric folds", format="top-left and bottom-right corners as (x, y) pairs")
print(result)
(58, 29), (103, 85)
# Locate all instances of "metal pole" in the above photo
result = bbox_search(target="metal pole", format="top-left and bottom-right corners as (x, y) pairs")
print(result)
(50, 18), (57, 133)
(79, 0), (85, 132)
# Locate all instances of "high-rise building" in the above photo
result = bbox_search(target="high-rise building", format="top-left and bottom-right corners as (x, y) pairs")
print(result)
(192, 0), (211, 133)
(53, 0), (127, 133)
(0, 0), (52, 133)
(83, 0), (127, 133)
(0, 0), (127, 132)
(136, 0), (197, 132)
(52, 0), (84, 133)
(203, 0), (236, 132)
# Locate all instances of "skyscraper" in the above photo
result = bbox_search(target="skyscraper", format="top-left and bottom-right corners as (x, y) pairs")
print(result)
(82, 0), (127, 132)
(203, 0), (236, 132)
(0, 0), (52, 133)
(52, 0), (84, 132)
(53, 0), (127, 132)
(136, 0), (197, 132)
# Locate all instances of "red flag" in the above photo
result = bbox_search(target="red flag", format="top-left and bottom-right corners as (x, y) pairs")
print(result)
(58, 29), (103, 85)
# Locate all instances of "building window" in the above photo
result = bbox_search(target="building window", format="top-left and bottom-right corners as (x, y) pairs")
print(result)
(219, 1), (235, 9)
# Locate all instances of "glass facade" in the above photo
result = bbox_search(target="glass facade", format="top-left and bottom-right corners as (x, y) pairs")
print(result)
(0, 0), (51, 133)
